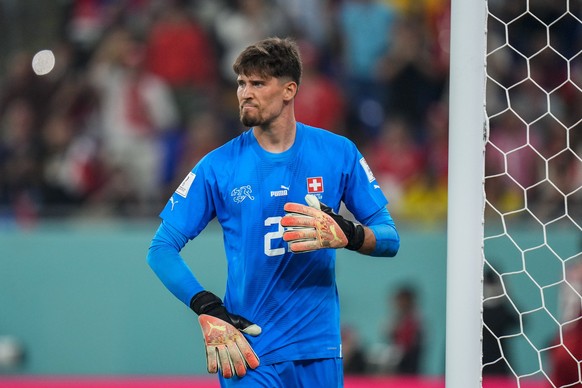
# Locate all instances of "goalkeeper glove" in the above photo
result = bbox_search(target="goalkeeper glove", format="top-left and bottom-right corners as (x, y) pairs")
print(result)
(281, 194), (365, 253)
(190, 291), (261, 378)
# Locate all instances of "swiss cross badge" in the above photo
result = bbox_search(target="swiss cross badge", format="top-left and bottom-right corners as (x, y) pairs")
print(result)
(307, 177), (324, 193)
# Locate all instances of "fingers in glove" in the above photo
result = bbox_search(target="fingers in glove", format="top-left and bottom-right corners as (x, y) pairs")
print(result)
(282, 227), (317, 242)
(199, 315), (260, 378)
(282, 216), (347, 250)
(206, 346), (219, 374)
(283, 203), (323, 219)
(288, 240), (321, 253)
(284, 197), (363, 251)
(280, 214), (317, 228)
(226, 342), (247, 377)
(234, 333), (260, 370)
(280, 206), (317, 231)
(217, 345), (234, 378)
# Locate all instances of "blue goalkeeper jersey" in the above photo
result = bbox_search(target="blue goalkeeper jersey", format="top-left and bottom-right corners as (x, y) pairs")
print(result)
(160, 122), (389, 365)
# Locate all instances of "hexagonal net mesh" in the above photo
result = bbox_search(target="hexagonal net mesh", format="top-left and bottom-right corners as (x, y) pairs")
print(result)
(483, 1), (582, 387)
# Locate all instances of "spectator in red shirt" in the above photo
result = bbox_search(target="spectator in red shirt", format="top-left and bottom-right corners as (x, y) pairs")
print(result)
(294, 40), (347, 135)
(145, 2), (218, 123)
(386, 286), (424, 374)
(369, 285), (424, 374)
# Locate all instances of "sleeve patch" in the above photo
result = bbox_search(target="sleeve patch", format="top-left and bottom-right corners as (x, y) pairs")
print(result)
(359, 157), (375, 183)
(175, 172), (196, 198)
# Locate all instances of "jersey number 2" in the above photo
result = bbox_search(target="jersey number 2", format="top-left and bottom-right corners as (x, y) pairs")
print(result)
(264, 216), (286, 256)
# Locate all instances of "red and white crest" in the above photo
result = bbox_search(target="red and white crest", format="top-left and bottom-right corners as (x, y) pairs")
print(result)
(307, 177), (324, 193)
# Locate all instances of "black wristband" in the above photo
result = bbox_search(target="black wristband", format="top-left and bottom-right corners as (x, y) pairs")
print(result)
(190, 291), (223, 315)
(321, 203), (365, 251)
(345, 223), (365, 251)
(190, 291), (254, 331)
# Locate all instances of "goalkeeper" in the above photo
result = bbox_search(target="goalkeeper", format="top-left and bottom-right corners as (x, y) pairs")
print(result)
(147, 37), (400, 387)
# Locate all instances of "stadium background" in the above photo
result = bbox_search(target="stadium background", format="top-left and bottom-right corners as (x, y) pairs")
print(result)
(0, 0), (579, 385)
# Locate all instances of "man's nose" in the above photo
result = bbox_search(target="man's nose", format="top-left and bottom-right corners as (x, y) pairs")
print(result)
(239, 87), (252, 100)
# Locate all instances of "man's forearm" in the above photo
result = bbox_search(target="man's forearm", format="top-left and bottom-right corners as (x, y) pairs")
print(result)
(357, 226), (378, 255)
(363, 223), (400, 257)
(147, 221), (204, 305)
(358, 206), (400, 257)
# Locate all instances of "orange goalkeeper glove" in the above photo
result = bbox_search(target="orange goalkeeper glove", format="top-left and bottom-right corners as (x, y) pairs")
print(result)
(190, 291), (261, 378)
(281, 194), (365, 253)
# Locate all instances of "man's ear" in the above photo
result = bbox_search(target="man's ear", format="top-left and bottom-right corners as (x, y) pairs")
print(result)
(283, 81), (298, 101)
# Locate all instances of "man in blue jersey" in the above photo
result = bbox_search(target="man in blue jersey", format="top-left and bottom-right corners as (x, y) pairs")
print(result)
(147, 37), (400, 387)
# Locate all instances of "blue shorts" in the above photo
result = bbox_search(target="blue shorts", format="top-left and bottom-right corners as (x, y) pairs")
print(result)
(219, 358), (344, 388)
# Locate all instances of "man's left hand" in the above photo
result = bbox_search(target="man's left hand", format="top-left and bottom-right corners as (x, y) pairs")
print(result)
(198, 314), (260, 378)
(281, 195), (365, 253)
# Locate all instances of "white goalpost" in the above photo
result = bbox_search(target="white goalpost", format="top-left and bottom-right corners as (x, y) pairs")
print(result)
(448, 0), (582, 387)
(445, 0), (487, 386)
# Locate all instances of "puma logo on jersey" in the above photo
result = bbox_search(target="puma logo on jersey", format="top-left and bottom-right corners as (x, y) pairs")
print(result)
(231, 185), (255, 203)
(169, 196), (179, 210)
(271, 185), (289, 197)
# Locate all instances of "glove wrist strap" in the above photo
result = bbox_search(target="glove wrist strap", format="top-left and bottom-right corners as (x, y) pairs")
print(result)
(190, 291), (222, 315)
(345, 224), (365, 251)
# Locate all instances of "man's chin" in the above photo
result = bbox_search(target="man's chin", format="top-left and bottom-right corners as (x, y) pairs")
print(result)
(241, 116), (259, 128)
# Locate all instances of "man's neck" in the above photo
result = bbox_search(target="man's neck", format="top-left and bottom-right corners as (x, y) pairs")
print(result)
(253, 119), (297, 154)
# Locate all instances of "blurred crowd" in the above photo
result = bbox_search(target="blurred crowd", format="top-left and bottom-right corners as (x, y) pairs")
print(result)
(341, 285), (425, 376)
(0, 0), (579, 226)
(485, 1), (582, 226)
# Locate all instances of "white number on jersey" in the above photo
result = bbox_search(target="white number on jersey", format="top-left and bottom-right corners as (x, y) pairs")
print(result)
(264, 216), (286, 257)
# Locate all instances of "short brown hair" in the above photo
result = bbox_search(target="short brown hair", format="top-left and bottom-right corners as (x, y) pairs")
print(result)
(233, 37), (302, 85)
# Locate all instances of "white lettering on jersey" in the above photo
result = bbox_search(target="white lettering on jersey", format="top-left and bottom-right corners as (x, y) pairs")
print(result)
(270, 189), (288, 197)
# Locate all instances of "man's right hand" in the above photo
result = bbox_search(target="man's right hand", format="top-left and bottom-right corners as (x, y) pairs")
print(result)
(190, 291), (261, 378)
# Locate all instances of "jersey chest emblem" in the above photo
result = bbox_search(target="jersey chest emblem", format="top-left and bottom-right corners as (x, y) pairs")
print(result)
(231, 185), (255, 203)
(307, 177), (324, 193)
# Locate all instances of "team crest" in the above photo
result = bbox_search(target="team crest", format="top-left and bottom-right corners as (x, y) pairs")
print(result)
(307, 177), (324, 193)
(231, 185), (255, 203)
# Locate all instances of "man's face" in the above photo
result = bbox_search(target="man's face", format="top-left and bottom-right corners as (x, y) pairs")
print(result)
(236, 73), (289, 128)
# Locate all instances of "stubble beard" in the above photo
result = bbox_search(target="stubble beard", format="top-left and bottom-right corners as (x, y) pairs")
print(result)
(240, 109), (263, 128)
(241, 115), (259, 128)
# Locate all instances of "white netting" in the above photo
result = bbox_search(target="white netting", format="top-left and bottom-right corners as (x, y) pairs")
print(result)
(483, 1), (582, 386)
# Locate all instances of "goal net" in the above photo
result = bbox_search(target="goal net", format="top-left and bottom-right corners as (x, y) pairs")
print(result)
(482, 1), (582, 387)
